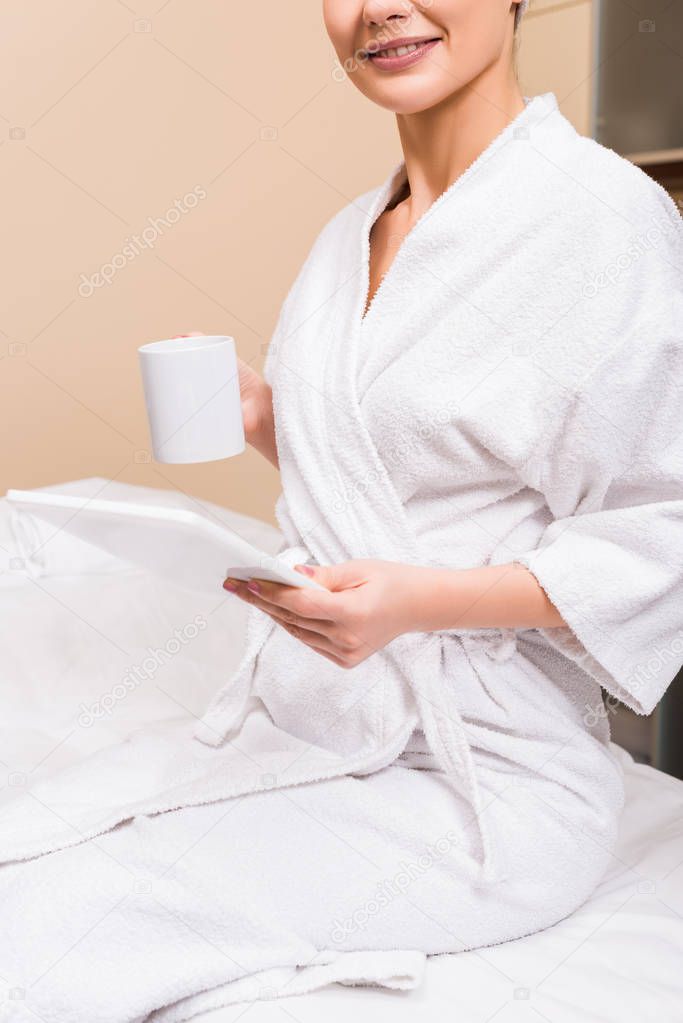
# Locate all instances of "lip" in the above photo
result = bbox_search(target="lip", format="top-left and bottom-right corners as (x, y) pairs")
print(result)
(364, 37), (442, 72)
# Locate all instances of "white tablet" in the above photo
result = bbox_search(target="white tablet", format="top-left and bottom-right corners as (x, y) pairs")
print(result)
(6, 490), (326, 595)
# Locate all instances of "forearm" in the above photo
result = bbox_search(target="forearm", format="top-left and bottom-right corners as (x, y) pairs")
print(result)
(410, 561), (566, 632)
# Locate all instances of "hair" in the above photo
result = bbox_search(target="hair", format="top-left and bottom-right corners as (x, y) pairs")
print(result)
(514, 0), (529, 34)
(512, 1), (526, 76)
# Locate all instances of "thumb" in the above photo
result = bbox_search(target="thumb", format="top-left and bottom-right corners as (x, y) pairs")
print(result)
(294, 561), (362, 592)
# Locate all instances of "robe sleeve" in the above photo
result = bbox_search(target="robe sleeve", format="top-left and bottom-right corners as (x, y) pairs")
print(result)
(513, 196), (683, 717)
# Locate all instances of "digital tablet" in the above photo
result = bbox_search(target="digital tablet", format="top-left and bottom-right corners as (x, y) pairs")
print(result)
(6, 489), (326, 595)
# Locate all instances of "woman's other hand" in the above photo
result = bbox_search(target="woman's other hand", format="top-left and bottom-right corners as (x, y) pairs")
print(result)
(222, 560), (433, 668)
(171, 331), (278, 467)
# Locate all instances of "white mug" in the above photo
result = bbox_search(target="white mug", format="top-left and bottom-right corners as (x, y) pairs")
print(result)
(138, 335), (245, 464)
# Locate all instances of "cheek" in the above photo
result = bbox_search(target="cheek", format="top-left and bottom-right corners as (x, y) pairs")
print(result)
(322, 1), (357, 62)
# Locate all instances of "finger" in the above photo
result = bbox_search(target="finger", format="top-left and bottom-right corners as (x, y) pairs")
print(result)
(317, 649), (348, 667)
(275, 617), (348, 666)
(266, 610), (362, 665)
(293, 561), (366, 592)
(223, 578), (334, 626)
(234, 577), (337, 620)
(224, 579), (372, 655)
(230, 585), (336, 634)
(226, 584), (356, 666)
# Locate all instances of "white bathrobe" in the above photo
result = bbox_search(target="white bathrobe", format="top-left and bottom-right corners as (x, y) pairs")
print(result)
(1, 92), (681, 1022)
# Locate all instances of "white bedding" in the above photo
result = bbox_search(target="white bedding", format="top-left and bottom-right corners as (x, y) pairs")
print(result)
(1, 479), (682, 1021)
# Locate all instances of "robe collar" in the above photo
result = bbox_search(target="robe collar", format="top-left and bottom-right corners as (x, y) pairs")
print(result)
(358, 92), (560, 329)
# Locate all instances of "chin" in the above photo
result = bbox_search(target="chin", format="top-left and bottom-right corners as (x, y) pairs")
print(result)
(356, 74), (461, 116)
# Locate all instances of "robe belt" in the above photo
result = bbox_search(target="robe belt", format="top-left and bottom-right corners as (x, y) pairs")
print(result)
(201, 541), (511, 882)
(279, 542), (516, 882)
(278, 544), (517, 879)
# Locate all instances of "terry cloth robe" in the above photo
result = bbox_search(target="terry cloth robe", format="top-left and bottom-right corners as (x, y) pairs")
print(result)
(0, 92), (681, 1022)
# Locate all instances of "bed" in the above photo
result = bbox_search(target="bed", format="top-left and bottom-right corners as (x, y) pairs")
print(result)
(1, 479), (682, 1022)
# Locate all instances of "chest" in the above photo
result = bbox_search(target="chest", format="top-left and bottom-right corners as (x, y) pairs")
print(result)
(364, 204), (410, 319)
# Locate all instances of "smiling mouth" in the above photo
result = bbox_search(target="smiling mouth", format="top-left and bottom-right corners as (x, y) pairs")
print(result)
(363, 37), (442, 69)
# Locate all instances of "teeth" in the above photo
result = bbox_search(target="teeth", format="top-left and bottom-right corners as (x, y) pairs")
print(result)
(377, 42), (420, 57)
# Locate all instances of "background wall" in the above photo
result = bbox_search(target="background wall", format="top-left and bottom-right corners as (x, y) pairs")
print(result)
(0, 0), (593, 524)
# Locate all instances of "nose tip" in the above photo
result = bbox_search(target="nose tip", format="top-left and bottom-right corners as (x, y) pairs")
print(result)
(363, 0), (413, 27)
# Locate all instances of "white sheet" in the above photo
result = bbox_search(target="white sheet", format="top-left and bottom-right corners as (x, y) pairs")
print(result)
(1, 481), (681, 1021)
(0, 478), (282, 784)
(213, 747), (683, 1023)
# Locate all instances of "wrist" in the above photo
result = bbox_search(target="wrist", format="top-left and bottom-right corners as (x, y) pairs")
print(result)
(246, 381), (274, 445)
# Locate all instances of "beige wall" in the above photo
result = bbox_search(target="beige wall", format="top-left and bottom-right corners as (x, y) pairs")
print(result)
(1, 0), (592, 524)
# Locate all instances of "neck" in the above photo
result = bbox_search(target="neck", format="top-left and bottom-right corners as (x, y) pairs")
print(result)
(394, 76), (526, 224)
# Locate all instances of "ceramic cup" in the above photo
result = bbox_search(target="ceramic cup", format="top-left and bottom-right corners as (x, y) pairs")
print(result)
(139, 335), (245, 463)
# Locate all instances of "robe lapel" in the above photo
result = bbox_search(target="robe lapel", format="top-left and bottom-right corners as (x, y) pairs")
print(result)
(266, 160), (501, 879)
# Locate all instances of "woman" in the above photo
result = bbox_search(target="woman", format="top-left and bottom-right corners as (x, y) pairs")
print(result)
(2, 1), (681, 1020)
